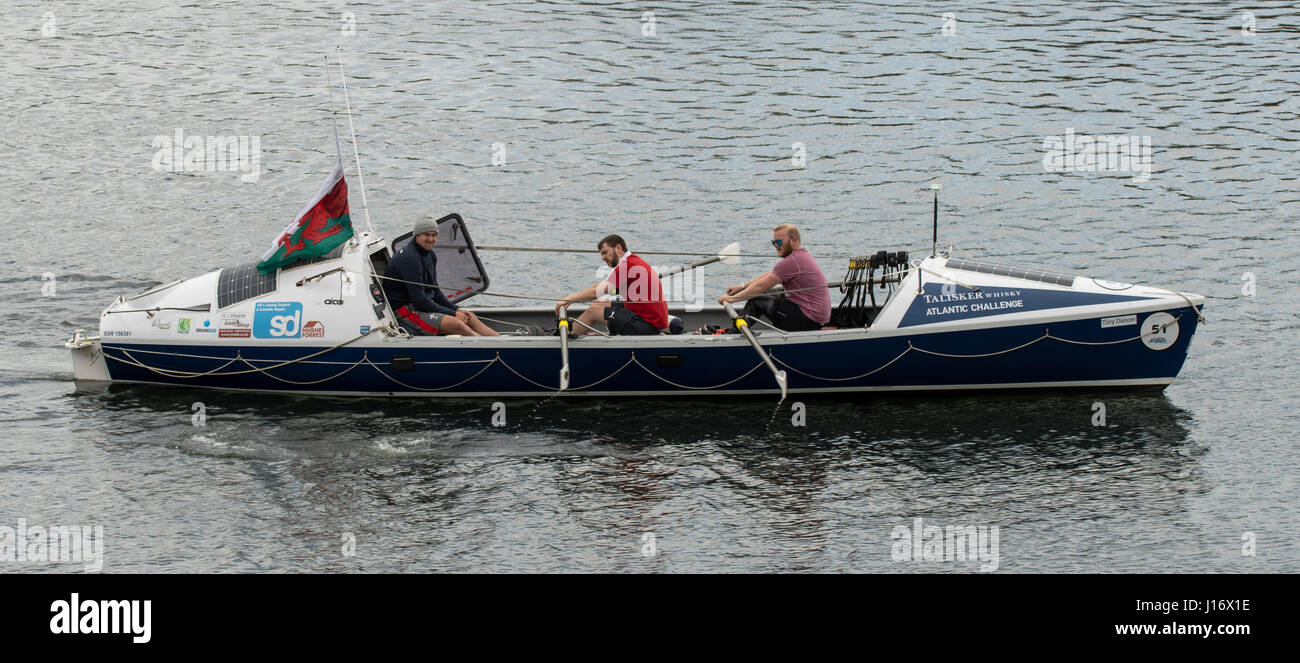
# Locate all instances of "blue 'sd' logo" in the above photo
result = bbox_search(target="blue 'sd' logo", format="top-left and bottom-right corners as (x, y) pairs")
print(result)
(253, 302), (303, 338)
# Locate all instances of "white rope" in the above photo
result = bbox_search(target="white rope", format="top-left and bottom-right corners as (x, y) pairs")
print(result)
(1147, 286), (1206, 324)
(103, 328), (373, 378)
(571, 318), (609, 337)
(97, 312), (1192, 389)
(240, 353), (364, 385)
(474, 314), (529, 329)
(110, 348), (244, 378)
(771, 313), (1187, 381)
(748, 316), (789, 336)
(907, 335), (1050, 359)
(773, 345), (912, 382)
(493, 353), (637, 391)
(630, 355), (768, 390)
(569, 356), (637, 390)
(364, 354), (502, 392)
(364, 268), (855, 306)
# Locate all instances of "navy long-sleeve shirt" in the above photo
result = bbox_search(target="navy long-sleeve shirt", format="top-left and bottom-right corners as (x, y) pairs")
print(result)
(383, 241), (459, 315)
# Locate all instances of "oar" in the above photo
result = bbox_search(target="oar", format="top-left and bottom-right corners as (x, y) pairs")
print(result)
(557, 308), (571, 390)
(657, 242), (741, 278)
(722, 302), (788, 401)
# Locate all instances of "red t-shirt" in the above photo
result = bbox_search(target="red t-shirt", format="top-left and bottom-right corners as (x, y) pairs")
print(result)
(605, 253), (669, 329)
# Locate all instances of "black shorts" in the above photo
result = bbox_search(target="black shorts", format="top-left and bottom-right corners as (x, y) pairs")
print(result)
(603, 303), (660, 335)
(740, 294), (823, 332)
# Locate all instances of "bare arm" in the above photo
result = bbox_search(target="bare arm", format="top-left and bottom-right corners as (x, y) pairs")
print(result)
(719, 272), (781, 304)
(555, 282), (601, 315)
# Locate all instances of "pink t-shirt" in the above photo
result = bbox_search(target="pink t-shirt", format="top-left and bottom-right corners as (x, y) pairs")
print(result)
(772, 248), (831, 323)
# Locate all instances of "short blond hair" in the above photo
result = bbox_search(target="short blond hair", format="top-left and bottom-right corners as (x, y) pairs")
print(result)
(772, 223), (801, 243)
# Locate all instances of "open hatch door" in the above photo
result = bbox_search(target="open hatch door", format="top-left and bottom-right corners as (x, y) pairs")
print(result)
(390, 212), (490, 304)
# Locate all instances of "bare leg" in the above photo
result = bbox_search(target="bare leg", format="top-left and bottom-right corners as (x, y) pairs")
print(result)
(572, 300), (607, 335)
(460, 310), (499, 336)
(438, 316), (475, 336)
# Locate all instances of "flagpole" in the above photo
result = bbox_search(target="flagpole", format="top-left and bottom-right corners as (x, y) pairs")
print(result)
(336, 48), (375, 235)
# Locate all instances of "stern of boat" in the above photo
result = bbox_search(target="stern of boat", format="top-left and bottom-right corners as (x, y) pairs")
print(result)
(66, 328), (111, 383)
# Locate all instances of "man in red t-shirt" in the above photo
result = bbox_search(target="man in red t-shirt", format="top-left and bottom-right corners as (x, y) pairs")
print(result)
(556, 234), (669, 336)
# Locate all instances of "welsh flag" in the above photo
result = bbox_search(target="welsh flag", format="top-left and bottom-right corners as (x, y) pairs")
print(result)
(257, 162), (354, 274)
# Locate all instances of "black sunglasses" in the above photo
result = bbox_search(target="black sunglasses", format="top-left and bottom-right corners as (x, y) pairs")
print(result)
(771, 239), (784, 247)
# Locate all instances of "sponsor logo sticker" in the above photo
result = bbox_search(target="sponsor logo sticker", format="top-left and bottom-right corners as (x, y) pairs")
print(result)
(1141, 312), (1179, 351)
(253, 302), (303, 338)
(219, 328), (251, 338)
(176, 318), (191, 333)
(302, 320), (325, 338)
(359, 325), (370, 335)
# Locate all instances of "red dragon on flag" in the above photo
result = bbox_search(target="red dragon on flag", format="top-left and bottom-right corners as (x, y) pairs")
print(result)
(257, 162), (353, 274)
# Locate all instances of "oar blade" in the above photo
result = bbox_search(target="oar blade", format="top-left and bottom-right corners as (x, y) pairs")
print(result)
(719, 242), (741, 266)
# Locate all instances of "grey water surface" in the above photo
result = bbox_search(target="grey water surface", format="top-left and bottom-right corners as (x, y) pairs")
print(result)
(1, 1), (1296, 572)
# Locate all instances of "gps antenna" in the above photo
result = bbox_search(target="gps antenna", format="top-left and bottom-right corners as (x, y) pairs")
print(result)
(930, 183), (941, 258)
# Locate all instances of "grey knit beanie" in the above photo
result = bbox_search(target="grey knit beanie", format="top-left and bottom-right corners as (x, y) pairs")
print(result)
(412, 214), (440, 236)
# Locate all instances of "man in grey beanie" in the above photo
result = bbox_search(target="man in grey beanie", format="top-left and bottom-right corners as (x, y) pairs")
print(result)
(383, 214), (498, 336)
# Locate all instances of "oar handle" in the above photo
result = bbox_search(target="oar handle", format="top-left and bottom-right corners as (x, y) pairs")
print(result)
(557, 308), (570, 390)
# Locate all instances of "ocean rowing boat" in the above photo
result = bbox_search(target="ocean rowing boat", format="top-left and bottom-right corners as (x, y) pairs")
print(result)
(66, 212), (1205, 398)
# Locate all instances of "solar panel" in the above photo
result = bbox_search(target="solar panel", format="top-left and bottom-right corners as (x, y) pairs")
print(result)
(217, 261), (277, 308)
(946, 259), (1076, 288)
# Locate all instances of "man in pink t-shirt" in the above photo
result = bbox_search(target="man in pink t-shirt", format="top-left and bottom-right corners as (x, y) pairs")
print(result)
(717, 223), (830, 331)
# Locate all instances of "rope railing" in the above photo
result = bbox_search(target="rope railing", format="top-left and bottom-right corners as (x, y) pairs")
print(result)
(98, 312), (1188, 392)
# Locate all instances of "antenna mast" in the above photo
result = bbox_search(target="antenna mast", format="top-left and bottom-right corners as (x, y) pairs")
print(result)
(336, 48), (375, 235)
(930, 183), (941, 257)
